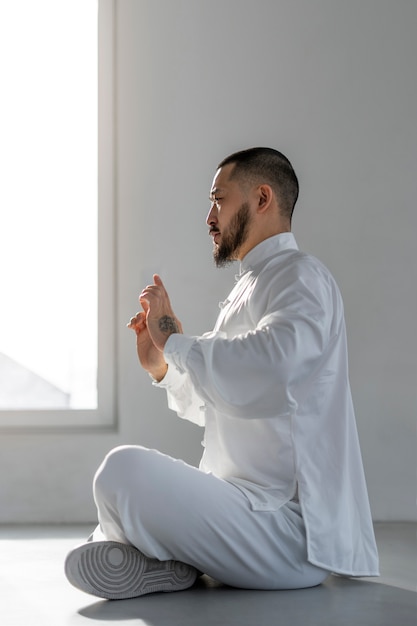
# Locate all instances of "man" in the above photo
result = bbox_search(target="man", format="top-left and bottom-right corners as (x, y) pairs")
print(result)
(65, 147), (379, 600)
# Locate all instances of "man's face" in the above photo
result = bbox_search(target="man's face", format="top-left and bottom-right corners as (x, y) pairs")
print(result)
(207, 164), (252, 267)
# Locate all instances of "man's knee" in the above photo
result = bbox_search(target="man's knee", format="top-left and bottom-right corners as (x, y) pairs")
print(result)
(93, 445), (149, 502)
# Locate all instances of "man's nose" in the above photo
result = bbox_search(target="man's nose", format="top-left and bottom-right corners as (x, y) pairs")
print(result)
(206, 204), (218, 226)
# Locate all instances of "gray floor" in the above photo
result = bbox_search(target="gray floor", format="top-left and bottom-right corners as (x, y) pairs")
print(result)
(0, 523), (415, 626)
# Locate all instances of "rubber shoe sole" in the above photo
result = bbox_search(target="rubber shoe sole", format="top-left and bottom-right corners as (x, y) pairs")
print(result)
(64, 541), (198, 600)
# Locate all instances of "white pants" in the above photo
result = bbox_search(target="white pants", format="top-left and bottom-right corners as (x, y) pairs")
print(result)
(92, 445), (329, 590)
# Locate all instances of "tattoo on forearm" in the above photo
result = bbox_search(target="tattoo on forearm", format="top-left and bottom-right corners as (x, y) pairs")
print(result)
(158, 315), (179, 335)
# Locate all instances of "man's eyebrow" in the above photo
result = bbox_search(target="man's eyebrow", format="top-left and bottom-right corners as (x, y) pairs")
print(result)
(209, 187), (224, 198)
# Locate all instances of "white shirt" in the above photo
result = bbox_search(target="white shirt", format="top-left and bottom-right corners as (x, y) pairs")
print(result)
(157, 233), (379, 576)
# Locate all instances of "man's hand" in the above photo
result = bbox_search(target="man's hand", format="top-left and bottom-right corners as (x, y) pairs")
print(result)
(127, 275), (182, 381)
(127, 310), (168, 381)
(139, 275), (183, 351)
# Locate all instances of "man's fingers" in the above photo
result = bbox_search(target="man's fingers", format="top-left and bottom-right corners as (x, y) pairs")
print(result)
(140, 275), (165, 297)
(139, 294), (150, 312)
(139, 275), (169, 310)
(127, 311), (146, 330)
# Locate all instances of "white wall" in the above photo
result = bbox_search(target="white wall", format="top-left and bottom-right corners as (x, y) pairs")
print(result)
(1, 0), (415, 522)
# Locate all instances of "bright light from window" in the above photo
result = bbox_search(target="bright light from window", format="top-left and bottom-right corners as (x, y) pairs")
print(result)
(0, 1), (98, 409)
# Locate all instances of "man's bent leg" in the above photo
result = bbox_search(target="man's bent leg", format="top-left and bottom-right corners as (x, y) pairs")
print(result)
(91, 445), (329, 590)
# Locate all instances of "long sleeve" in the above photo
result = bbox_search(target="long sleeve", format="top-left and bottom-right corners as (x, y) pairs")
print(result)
(154, 350), (206, 427)
(163, 255), (337, 421)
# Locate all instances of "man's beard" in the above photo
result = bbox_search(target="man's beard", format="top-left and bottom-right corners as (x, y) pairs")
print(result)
(213, 202), (251, 268)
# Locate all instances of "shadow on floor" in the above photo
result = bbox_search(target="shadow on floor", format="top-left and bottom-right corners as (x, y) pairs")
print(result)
(78, 574), (416, 626)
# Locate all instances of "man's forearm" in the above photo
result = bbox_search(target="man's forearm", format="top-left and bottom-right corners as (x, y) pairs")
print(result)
(148, 317), (178, 381)
(149, 361), (168, 383)
(158, 315), (180, 336)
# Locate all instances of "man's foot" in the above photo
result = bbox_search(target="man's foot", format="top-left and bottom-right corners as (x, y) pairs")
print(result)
(65, 540), (198, 600)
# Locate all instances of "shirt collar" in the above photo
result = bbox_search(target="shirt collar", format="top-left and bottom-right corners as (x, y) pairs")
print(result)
(240, 232), (299, 274)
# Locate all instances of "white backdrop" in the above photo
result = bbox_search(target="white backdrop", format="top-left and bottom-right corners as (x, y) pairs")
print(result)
(115, 0), (416, 522)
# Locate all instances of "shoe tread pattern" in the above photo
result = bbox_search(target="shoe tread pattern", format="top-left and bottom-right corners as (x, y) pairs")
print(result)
(66, 541), (197, 600)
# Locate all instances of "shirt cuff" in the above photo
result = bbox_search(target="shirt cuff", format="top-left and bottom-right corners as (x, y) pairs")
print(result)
(152, 334), (196, 389)
(164, 333), (196, 373)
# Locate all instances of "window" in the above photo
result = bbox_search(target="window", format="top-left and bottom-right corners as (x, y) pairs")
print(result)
(0, 0), (115, 428)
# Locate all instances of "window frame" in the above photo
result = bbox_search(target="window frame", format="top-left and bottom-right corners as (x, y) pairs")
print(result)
(0, 0), (117, 431)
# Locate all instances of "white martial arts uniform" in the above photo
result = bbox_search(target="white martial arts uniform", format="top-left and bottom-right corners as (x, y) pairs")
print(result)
(93, 233), (379, 588)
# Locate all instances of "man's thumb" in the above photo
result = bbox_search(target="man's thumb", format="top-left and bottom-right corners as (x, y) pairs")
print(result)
(153, 274), (163, 287)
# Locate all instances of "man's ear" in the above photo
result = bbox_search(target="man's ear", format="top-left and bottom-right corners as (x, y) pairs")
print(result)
(257, 184), (273, 213)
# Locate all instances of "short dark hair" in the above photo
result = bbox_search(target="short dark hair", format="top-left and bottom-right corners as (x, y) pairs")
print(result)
(217, 147), (299, 222)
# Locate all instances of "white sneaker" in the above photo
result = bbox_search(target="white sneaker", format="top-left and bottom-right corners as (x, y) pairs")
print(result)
(65, 540), (198, 600)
